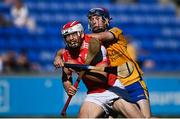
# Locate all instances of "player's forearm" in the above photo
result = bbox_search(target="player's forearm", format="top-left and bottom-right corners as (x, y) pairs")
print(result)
(62, 69), (73, 93)
(84, 63), (107, 83)
(84, 61), (108, 82)
(84, 71), (107, 83)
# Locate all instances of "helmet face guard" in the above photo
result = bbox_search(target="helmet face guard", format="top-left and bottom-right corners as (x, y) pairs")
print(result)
(87, 8), (111, 32)
(61, 21), (84, 48)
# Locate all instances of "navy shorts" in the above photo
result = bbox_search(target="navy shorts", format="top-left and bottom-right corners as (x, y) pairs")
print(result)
(125, 80), (149, 103)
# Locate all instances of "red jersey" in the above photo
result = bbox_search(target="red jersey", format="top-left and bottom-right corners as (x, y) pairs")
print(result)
(62, 35), (115, 93)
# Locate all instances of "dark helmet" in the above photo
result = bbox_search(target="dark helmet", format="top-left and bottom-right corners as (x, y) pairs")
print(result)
(87, 7), (112, 32)
(87, 7), (111, 20)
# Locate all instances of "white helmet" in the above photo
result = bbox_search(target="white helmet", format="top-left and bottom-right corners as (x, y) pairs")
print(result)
(61, 21), (84, 49)
(61, 21), (84, 36)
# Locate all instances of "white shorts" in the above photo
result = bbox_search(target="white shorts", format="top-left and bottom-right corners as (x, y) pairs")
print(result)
(84, 80), (130, 115)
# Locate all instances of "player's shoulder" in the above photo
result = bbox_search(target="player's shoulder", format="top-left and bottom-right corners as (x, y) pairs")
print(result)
(108, 27), (124, 40)
(109, 27), (123, 34)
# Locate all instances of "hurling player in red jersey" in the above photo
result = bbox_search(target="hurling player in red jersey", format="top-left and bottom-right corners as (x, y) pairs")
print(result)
(57, 20), (144, 118)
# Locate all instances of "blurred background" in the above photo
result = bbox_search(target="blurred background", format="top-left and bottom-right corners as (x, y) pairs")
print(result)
(0, 0), (180, 118)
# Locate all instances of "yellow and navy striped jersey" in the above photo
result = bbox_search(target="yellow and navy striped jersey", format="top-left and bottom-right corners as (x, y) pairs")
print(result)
(107, 27), (143, 86)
